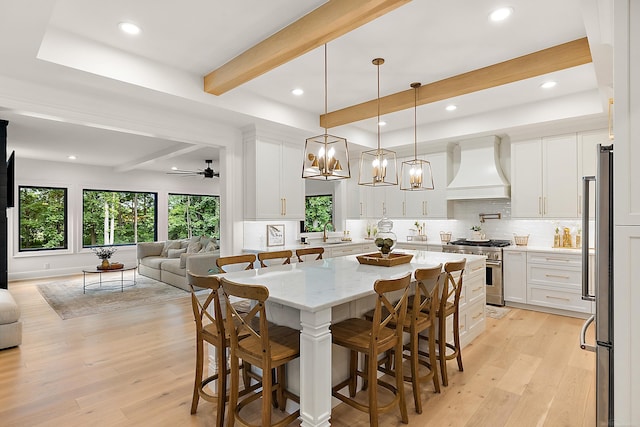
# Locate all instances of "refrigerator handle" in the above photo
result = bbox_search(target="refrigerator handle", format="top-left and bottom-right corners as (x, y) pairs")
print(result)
(580, 315), (597, 352)
(582, 176), (595, 301)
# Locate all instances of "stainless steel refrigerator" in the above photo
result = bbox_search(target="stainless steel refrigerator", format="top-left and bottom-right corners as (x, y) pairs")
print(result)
(581, 144), (614, 426)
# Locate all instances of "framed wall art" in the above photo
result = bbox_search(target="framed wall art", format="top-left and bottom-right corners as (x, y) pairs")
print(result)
(266, 224), (285, 247)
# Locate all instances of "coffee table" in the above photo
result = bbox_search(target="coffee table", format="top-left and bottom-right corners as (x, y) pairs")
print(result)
(82, 264), (137, 293)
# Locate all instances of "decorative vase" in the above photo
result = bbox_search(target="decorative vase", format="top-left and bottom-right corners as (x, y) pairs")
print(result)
(374, 217), (396, 258)
(101, 259), (110, 269)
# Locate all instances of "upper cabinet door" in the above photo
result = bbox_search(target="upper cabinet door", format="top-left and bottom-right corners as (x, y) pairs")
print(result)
(280, 143), (304, 219)
(511, 139), (544, 218)
(405, 152), (449, 218)
(543, 134), (578, 218)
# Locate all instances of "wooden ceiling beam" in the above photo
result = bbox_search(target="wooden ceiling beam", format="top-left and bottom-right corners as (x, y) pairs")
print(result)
(320, 37), (593, 128)
(204, 0), (411, 95)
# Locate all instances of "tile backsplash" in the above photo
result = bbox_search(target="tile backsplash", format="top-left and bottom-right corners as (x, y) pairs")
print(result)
(346, 199), (592, 248)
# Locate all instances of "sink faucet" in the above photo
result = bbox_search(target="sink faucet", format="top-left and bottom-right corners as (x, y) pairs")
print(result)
(323, 222), (334, 242)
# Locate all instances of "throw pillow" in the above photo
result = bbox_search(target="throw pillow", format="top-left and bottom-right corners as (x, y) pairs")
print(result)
(186, 241), (202, 254)
(201, 241), (217, 253)
(199, 236), (212, 248)
(161, 240), (181, 257)
(167, 248), (187, 258)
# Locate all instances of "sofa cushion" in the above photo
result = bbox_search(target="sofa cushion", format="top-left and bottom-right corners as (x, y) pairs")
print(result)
(168, 248), (187, 258)
(161, 240), (181, 257)
(161, 258), (185, 276)
(140, 256), (166, 270)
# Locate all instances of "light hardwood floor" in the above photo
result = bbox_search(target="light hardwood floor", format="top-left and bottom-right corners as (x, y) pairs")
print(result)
(0, 277), (595, 427)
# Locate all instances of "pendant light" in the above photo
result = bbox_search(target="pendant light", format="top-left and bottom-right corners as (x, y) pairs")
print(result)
(400, 82), (434, 191)
(358, 58), (398, 187)
(302, 44), (351, 180)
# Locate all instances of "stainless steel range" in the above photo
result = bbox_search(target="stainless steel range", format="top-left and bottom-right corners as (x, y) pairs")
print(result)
(441, 239), (512, 306)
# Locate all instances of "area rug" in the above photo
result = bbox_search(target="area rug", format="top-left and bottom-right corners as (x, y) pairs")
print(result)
(485, 305), (511, 320)
(38, 275), (193, 320)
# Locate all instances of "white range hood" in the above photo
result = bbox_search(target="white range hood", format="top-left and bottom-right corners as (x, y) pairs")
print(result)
(447, 136), (510, 200)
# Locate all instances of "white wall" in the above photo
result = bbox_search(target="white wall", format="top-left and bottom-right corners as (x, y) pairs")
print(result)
(8, 157), (219, 280)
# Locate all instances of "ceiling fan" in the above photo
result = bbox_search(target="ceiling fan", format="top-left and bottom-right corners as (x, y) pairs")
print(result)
(167, 159), (219, 178)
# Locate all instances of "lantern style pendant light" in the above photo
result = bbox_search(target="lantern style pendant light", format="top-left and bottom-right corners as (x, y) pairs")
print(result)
(358, 58), (397, 187)
(400, 82), (434, 191)
(302, 44), (351, 180)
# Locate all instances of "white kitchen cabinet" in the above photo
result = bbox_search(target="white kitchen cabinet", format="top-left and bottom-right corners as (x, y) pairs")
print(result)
(404, 152), (449, 219)
(346, 152), (449, 219)
(511, 135), (578, 218)
(244, 139), (304, 220)
(577, 129), (608, 218)
(503, 250), (527, 303)
(525, 252), (592, 314)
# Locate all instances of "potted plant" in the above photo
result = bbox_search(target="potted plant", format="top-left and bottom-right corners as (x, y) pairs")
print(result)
(92, 246), (117, 269)
(470, 225), (484, 240)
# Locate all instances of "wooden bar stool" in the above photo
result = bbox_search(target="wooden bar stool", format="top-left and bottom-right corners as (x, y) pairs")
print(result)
(216, 254), (256, 273)
(221, 277), (300, 427)
(364, 266), (442, 413)
(187, 273), (262, 427)
(330, 273), (412, 427)
(295, 247), (324, 262)
(258, 250), (292, 267)
(433, 259), (466, 386)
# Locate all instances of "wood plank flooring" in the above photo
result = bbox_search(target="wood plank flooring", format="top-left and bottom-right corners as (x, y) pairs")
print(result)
(0, 277), (595, 426)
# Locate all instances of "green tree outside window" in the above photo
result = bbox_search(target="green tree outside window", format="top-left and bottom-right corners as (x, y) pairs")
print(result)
(19, 186), (67, 251)
(168, 193), (220, 240)
(305, 195), (332, 232)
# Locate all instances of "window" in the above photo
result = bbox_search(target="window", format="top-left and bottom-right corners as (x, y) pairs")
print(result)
(168, 194), (220, 240)
(83, 190), (156, 247)
(18, 186), (67, 251)
(304, 195), (333, 232)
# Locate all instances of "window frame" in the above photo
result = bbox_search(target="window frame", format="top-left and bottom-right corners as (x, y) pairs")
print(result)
(82, 188), (158, 248)
(18, 185), (68, 252)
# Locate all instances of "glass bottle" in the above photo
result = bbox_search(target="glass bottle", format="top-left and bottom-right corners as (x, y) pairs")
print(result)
(553, 228), (561, 248)
(375, 217), (397, 258)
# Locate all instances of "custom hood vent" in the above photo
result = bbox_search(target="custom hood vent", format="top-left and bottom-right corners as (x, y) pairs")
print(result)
(447, 136), (510, 200)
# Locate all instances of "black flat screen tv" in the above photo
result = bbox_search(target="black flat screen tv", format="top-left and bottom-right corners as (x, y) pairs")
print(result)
(6, 150), (14, 208)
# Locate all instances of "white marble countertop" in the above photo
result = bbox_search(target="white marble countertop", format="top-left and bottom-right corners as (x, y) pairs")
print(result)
(243, 238), (375, 253)
(217, 250), (485, 313)
(503, 245), (593, 254)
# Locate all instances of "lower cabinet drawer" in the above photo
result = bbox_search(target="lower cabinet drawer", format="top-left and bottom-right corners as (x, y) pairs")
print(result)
(527, 285), (593, 313)
(466, 300), (485, 337)
(466, 274), (485, 305)
(528, 264), (582, 289)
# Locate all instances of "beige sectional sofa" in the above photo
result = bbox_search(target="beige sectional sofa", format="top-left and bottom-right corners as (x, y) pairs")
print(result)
(136, 236), (220, 291)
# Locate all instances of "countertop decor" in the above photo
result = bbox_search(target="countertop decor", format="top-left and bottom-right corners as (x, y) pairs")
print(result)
(356, 252), (413, 267)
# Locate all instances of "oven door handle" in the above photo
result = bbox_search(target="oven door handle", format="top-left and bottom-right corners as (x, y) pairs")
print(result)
(485, 260), (502, 267)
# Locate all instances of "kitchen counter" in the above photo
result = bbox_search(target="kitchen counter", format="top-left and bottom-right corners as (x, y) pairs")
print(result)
(503, 245), (593, 254)
(243, 238), (375, 253)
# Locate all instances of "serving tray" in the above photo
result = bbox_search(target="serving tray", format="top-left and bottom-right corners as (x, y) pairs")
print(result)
(97, 262), (125, 270)
(356, 252), (413, 267)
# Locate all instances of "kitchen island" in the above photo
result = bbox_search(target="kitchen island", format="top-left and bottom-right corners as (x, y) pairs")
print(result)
(218, 249), (486, 427)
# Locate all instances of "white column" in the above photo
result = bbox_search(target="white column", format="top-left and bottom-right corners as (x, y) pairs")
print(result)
(299, 308), (332, 427)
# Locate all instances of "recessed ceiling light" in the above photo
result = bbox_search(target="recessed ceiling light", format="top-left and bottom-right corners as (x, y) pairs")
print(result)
(378, 120), (386, 126)
(118, 22), (141, 35)
(540, 81), (557, 89)
(445, 105), (457, 111)
(291, 88), (304, 96)
(489, 7), (513, 22)
(68, 155), (76, 160)
(171, 166), (178, 171)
